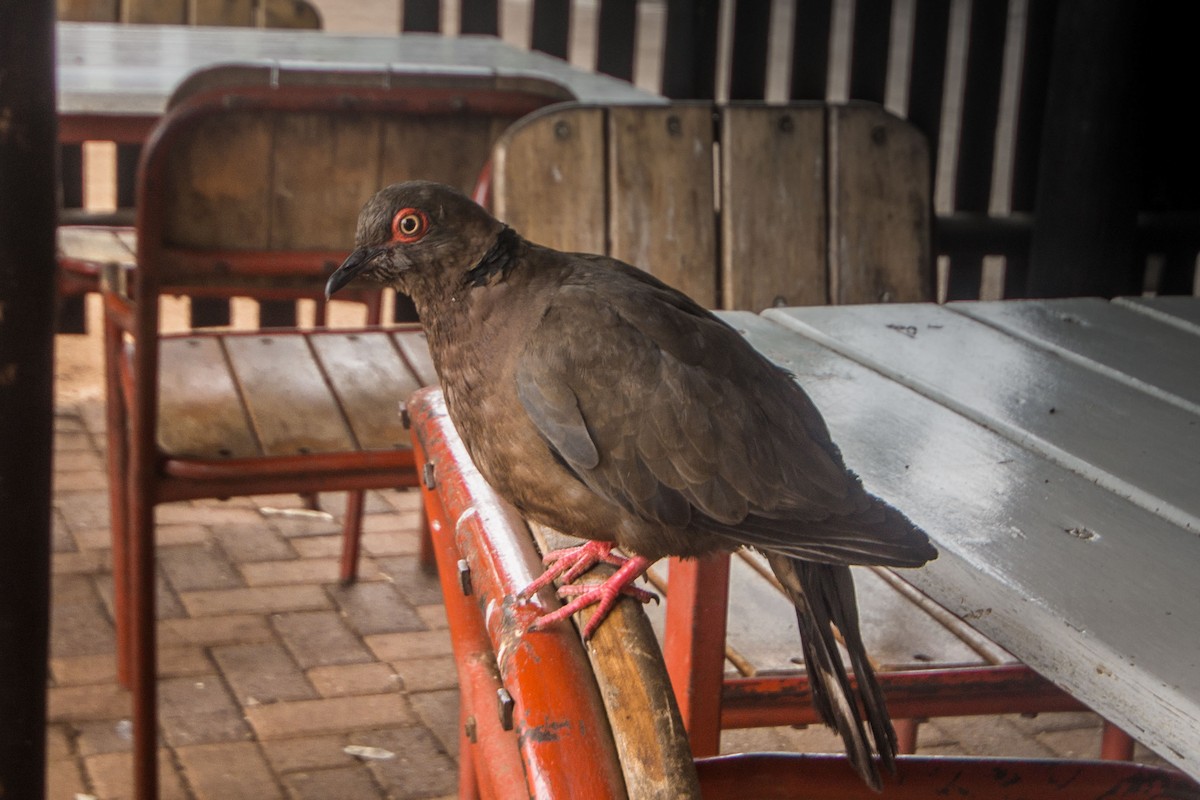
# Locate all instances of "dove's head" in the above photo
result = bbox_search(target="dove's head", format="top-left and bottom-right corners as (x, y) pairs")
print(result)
(326, 181), (508, 307)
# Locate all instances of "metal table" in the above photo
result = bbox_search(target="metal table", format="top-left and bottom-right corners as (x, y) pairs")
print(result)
(56, 21), (659, 142)
(727, 296), (1200, 780)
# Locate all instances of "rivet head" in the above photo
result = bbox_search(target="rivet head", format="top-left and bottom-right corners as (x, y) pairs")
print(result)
(778, 115), (794, 134)
(554, 120), (571, 139)
(457, 559), (473, 595)
(497, 688), (515, 731)
(666, 115), (682, 136)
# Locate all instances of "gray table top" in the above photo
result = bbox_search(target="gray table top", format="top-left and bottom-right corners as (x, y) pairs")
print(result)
(728, 296), (1199, 779)
(57, 21), (660, 116)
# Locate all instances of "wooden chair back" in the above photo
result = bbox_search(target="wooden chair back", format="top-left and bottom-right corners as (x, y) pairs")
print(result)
(486, 101), (933, 311)
(57, 0), (321, 27)
(132, 64), (571, 322)
(480, 100), (1106, 763)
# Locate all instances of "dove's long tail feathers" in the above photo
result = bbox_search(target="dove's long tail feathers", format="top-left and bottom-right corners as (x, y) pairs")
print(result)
(765, 554), (896, 792)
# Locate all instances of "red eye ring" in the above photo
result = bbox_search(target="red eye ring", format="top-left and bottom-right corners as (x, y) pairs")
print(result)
(390, 208), (429, 243)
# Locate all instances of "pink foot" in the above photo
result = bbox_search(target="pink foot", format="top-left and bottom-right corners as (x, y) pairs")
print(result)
(518, 542), (657, 638)
(517, 541), (626, 599)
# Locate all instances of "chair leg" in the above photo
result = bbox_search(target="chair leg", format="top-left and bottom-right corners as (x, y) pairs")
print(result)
(418, 494), (438, 575)
(339, 490), (366, 584)
(1100, 721), (1135, 760)
(103, 318), (133, 688)
(458, 704), (481, 800)
(894, 718), (920, 753)
(662, 553), (731, 758)
(128, 484), (158, 800)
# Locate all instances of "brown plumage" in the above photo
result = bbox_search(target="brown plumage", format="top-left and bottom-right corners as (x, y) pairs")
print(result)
(327, 180), (937, 790)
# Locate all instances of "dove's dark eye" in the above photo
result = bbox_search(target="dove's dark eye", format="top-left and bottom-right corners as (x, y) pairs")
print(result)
(391, 208), (429, 243)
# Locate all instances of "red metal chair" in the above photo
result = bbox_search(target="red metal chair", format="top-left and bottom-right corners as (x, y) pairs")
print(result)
(100, 68), (571, 800)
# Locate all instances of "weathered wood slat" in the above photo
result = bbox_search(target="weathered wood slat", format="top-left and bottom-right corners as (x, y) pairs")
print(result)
(122, 0), (186, 24)
(270, 114), (382, 250)
(608, 104), (717, 306)
(1118, 295), (1200, 332)
(57, 0), (119, 22)
(308, 331), (422, 451)
(157, 337), (260, 459)
(222, 333), (355, 455)
(764, 302), (1200, 532)
(953, 298), (1200, 409)
(164, 111), (273, 253)
(490, 107), (607, 255)
(57, 226), (136, 265)
(379, 116), (499, 197)
(191, 0), (254, 26)
(828, 104), (932, 304)
(720, 104), (826, 310)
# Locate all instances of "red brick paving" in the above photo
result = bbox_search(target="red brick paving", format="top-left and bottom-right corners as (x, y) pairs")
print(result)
(48, 397), (1172, 798)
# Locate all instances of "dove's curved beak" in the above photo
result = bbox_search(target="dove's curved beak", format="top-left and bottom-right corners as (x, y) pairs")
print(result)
(326, 246), (379, 299)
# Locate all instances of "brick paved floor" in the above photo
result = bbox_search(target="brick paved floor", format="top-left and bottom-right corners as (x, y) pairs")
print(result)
(47, 391), (1179, 799)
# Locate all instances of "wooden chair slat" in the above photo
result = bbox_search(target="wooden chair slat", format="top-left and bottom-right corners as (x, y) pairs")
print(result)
(379, 116), (500, 196)
(491, 107), (608, 255)
(122, 0), (186, 24)
(309, 331), (423, 452)
(222, 333), (356, 455)
(263, 0), (320, 30)
(607, 104), (717, 306)
(270, 115), (383, 250)
(57, 0), (119, 22)
(191, 0), (255, 26)
(57, 226), (136, 264)
(157, 336), (261, 459)
(828, 104), (932, 304)
(720, 104), (827, 310)
(164, 112), (273, 253)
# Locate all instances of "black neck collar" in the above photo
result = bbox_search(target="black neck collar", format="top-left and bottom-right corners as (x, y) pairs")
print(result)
(463, 226), (521, 288)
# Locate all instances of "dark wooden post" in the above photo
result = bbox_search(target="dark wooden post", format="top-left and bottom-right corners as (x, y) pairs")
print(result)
(1025, 0), (1141, 297)
(662, 0), (720, 100)
(0, 1), (57, 798)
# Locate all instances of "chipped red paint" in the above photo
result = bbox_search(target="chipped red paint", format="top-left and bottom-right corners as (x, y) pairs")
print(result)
(409, 387), (628, 799)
